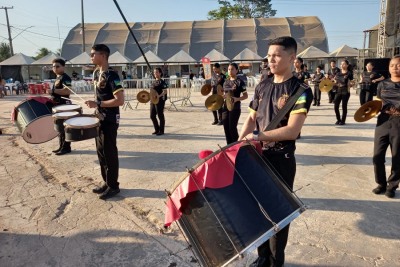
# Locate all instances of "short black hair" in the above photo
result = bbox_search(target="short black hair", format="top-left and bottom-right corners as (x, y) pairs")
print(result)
(52, 58), (66, 66)
(155, 67), (163, 77)
(214, 63), (220, 68)
(366, 61), (374, 67)
(296, 57), (303, 63)
(269, 36), (297, 54)
(262, 57), (268, 63)
(92, 44), (110, 59)
(229, 62), (238, 70)
(330, 59), (336, 63)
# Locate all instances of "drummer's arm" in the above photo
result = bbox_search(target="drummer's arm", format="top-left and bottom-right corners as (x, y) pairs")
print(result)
(100, 90), (124, 107)
(238, 109), (256, 140)
(258, 113), (306, 142)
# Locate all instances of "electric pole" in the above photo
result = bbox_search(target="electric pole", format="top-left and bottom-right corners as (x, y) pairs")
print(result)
(1, 6), (14, 56)
(81, 0), (86, 53)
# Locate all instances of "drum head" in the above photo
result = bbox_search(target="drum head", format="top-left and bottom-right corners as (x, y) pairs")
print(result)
(64, 116), (99, 129)
(52, 111), (79, 119)
(52, 104), (81, 113)
(22, 115), (59, 144)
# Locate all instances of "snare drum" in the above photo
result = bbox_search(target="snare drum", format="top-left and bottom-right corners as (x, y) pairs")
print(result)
(14, 97), (58, 144)
(165, 142), (305, 267)
(64, 116), (99, 142)
(52, 111), (80, 133)
(52, 104), (82, 114)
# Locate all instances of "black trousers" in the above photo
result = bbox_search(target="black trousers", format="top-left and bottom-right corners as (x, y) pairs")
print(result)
(58, 131), (71, 150)
(334, 92), (350, 123)
(95, 120), (119, 189)
(150, 99), (166, 133)
(328, 88), (336, 102)
(359, 90), (373, 106)
(373, 116), (400, 191)
(313, 84), (321, 105)
(257, 150), (296, 267)
(212, 108), (222, 122)
(222, 108), (241, 145)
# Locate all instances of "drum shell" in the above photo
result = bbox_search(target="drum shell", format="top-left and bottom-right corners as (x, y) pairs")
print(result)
(171, 144), (304, 267)
(64, 116), (99, 142)
(53, 112), (80, 133)
(14, 98), (58, 144)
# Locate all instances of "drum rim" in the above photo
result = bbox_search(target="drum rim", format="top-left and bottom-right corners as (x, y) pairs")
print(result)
(52, 111), (80, 119)
(52, 104), (82, 112)
(64, 116), (99, 129)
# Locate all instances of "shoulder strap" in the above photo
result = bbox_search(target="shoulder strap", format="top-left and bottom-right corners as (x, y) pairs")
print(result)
(265, 80), (307, 131)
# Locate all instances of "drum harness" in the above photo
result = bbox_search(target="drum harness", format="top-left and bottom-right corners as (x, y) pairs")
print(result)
(165, 83), (307, 262)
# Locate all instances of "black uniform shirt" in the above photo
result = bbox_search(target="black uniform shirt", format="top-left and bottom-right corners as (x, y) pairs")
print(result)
(94, 68), (123, 123)
(292, 70), (306, 82)
(211, 72), (225, 94)
(250, 76), (313, 153)
(152, 79), (168, 100)
(361, 71), (381, 84)
(52, 73), (72, 105)
(223, 78), (246, 110)
(334, 71), (354, 94)
(377, 79), (400, 113)
(328, 67), (341, 78)
(313, 73), (324, 83)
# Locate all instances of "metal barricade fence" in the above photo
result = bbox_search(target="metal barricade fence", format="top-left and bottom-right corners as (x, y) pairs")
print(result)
(122, 79), (150, 110)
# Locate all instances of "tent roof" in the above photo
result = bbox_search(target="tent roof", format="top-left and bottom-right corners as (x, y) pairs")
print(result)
(133, 51), (164, 64)
(329, 45), (359, 57)
(109, 51), (132, 64)
(232, 48), (263, 61)
(61, 17), (328, 62)
(297, 46), (330, 59)
(0, 53), (34, 66)
(31, 53), (65, 65)
(204, 49), (230, 62)
(166, 50), (197, 63)
(68, 52), (91, 65)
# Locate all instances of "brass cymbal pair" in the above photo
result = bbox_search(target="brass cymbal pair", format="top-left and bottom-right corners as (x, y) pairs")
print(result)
(354, 100), (382, 122)
(137, 89), (159, 104)
(201, 84), (224, 96)
(319, 79), (334, 92)
(205, 94), (223, 111)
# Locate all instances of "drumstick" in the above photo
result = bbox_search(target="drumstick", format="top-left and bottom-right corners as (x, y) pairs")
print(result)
(61, 96), (86, 105)
(63, 84), (87, 103)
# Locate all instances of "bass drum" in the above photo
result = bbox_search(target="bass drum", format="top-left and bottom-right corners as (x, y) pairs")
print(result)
(14, 97), (58, 144)
(165, 142), (305, 267)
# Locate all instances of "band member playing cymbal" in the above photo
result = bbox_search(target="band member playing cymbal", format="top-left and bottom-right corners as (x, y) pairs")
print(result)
(211, 63), (225, 125)
(372, 55), (400, 198)
(312, 66), (324, 106)
(47, 58), (73, 155)
(333, 60), (353, 125)
(85, 44), (124, 200)
(327, 60), (340, 103)
(150, 67), (168, 136)
(239, 36), (313, 267)
(359, 61), (384, 105)
(222, 62), (248, 145)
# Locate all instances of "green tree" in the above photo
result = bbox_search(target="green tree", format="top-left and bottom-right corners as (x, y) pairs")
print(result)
(208, 0), (276, 20)
(33, 47), (52, 60)
(0, 42), (12, 62)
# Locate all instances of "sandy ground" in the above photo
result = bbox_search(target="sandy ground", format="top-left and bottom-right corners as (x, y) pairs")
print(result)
(0, 87), (399, 267)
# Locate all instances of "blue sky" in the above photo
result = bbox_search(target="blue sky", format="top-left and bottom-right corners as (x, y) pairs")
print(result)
(0, 0), (380, 57)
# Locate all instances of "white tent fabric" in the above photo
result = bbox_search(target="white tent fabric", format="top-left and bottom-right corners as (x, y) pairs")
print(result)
(68, 52), (91, 65)
(61, 17), (328, 62)
(297, 46), (330, 59)
(0, 53), (34, 65)
(166, 50), (197, 64)
(31, 53), (65, 65)
(133, 51), (164, 64)
(232, 48), (262, 61)
(329, 45), (359, 57)
(204, 49), (230, 62)
(108, 51), (132, 64)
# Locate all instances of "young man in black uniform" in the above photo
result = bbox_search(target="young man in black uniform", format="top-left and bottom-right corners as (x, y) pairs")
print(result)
(85, 44), (124, 200)
(327, 60), (340, 103)
(239, 36), (313, 267)
(372, 55), (400, 198)
(211, 63), (225, 125)
(359, 61), (384, 105)
(47, 58), (73, 155)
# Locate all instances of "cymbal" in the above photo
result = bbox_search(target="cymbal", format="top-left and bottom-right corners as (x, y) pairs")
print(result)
(354, 100), (382, 122)
(319, 79), (334, 92)
(150, 88), (159, 104)
(136, 90), (150, 103)
(205, 94), (223, 111)
(201, 84), (212, 96)
(225, 92), (234, 111)
(217, 84), (224, 96)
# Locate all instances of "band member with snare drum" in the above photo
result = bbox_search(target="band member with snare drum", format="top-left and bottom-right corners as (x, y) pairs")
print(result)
(85, 44), (124, 200)
(150, 67), (168, 136)
(312, 66), (324, 106)
(372, 55), (400, 198)
(48, 58), (73, 155)
(359, 61), (384, 105)
(333, 60), (353, 125)
(222, 62), (248, 145)
(211, 63), (225, 125)
(239, 36), (313, 267)
(328, 60), (340, 103)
